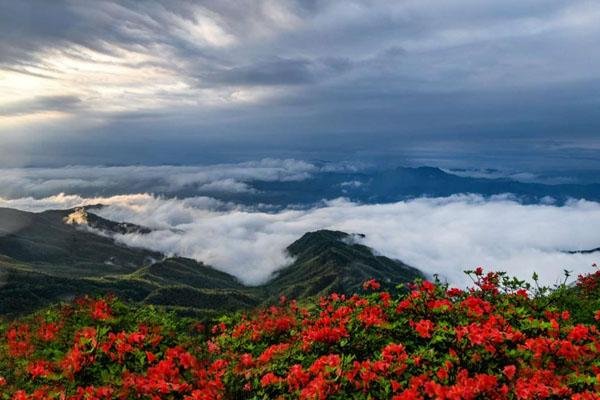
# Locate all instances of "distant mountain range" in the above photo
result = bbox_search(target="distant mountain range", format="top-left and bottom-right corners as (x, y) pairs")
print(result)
(169, 166), (600, 207)
(7, 166), (600, 208)
(0, 207), (422, 316)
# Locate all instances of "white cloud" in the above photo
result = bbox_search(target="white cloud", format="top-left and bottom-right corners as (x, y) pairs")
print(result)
(340, 180), (363, 188)
(0, 159), (317, 198)
(442, 168), (576, 185)
(1, 192), (598, 287)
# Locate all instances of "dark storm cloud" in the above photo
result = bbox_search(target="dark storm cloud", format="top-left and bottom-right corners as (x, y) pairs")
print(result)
(198, 56), (353, 87)
(202, 58), (316, 86)
(0, 0), (599, 168)
(0, 95), (81, 117)
(0, 0), (147, 66)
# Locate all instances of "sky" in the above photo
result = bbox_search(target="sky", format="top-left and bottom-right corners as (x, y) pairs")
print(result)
(1, 0), (600, 168)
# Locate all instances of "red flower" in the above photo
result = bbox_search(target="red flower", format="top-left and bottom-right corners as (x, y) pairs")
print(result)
(414, 319), (434, 339)
(37, 321), (60, 342)
(436, 367), (449, 381)
(447, 287), (464, 297)
(90, 299), (111, 320)
(146, 351), (157, 363)
(420, 280), (436, 293)
(363, 279), (381, 291)
(258, 343), (290, 364)
(27, 360), (53, 379)
(358, 305), (387, 327)
(59, 347), (87, 379)
(515, 289), (528, 298)
(239, 353), (253, 368)
(287, 364), (310, 390)
(309, 354), (342, 376)
(567, 324), (589, 342)
(380, 292), (392, 306)
(6, 324), (33, 357)
(503, 365), (516, 380)
(260, 372), (282, 387)
(11, 391), (28, 400)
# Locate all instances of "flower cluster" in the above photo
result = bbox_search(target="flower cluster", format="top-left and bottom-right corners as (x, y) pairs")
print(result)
(2, 269), (600, 399)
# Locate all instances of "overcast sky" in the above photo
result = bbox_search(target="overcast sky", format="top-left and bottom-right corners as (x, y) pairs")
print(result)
(1, 0), (599, 168)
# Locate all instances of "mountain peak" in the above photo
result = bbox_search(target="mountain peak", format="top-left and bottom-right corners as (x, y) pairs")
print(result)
(287, 230), (363, 256)
(408, 166), (449, 177)
(270, 229), (423, 300)
(57, 207), (151, 235)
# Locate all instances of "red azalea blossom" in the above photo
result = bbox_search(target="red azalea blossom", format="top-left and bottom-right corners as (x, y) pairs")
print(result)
(90, 299), (112, 321)
(357, 305), (387, 327)
(3, 268), (600, 399)
(503, 365), (517, 380)
(362, 279), (381, 291)
(27, 360), (53, 378)
(414, 319), (434, 338)
(260, 372), (282, 387)
(37, 321), (60, 342)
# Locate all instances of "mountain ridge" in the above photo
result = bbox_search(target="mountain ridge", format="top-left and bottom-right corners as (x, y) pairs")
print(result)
(0, 207), (424, 317)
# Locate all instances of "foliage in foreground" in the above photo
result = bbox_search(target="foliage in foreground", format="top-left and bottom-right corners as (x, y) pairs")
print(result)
(2, 268), (600, 399)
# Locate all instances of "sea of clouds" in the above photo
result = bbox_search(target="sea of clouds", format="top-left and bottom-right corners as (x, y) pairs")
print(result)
(1, 191), (599, 287)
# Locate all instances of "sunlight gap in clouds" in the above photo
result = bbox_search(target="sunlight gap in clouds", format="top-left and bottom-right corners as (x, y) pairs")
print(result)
(0, 2), (298, 127)
(0, 111), (72, 130)
(170, 10), (237, 47)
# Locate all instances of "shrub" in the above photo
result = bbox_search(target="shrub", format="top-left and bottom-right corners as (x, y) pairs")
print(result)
(2, 268), (600, 399)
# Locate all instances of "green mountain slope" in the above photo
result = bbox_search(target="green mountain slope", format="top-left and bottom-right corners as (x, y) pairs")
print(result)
(0, 207), (423, 317)
(0, 207), (159, 275)
(266, 230), (423, 300)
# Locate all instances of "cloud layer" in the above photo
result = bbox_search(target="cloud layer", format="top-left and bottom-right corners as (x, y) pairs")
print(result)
(1, 193), (598, 287)
(0, 159), (316, 198)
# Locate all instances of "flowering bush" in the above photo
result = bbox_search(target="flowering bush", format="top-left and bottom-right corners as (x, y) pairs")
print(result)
(2, 268), (600, 399)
